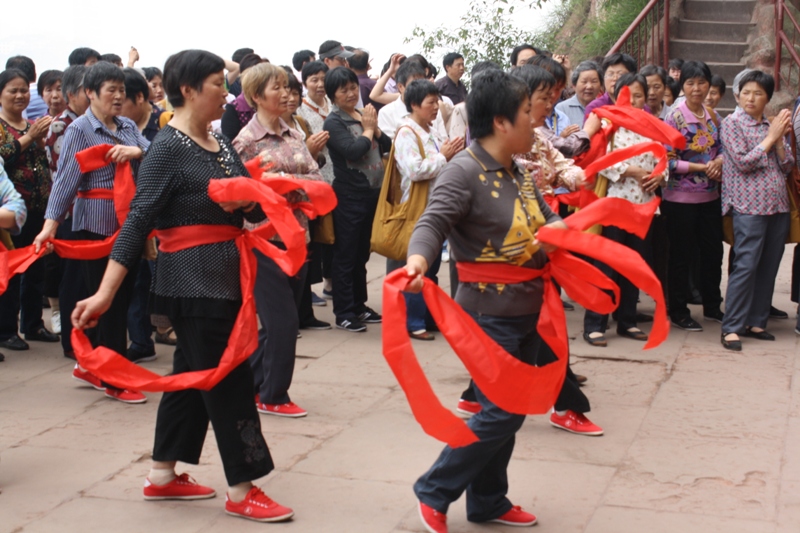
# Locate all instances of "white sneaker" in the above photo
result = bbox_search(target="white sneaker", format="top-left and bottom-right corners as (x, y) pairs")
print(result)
(51, 311), (61, 334)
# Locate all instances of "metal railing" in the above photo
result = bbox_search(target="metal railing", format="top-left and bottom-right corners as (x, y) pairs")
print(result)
(775, 0), (800, 92)
(607, 0), (670, 69)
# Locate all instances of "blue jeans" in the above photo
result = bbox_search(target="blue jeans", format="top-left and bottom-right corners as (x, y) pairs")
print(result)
(414, 311), (542, 521)
(385, 255), (441, 332)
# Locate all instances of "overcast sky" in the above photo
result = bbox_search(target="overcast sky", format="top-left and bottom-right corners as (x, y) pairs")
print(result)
(1, 0), (554, 77)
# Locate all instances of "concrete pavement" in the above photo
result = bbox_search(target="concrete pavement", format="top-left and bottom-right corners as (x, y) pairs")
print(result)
(1, 247), (799, 533)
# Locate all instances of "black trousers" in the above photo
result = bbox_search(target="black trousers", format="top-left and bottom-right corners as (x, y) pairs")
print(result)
(57, 221), (89, 355)
(661, 198), (723, 318)
(250, 249), (306, 405)
(0, 209), (46, 339)
(331, 189), (378, 321)
(153, 314), (274, 486)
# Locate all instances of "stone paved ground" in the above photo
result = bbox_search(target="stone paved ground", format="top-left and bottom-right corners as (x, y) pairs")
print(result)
(1, 248), (799, 533)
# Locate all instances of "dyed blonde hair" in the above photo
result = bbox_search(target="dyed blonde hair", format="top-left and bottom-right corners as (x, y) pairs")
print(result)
(241, 63), (288, 109)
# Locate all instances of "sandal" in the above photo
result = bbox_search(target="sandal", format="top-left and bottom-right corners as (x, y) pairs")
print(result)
(742, 327), (775, 341)
(155, 327), (178, 346)
(583, 331), (607, 347)
(721, 332), (742, 351)
(409, 330), (435, 341)
(617, 327), (648, 341)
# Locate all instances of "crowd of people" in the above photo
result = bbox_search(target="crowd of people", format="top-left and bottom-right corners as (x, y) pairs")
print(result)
(1, 39), (799, 532)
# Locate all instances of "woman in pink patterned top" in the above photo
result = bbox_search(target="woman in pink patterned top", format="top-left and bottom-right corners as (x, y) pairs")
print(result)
(233, 63), (324, 418)
(719, 70), (794, 351)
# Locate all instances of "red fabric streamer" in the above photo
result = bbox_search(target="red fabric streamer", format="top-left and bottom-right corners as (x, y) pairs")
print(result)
(381, 197), (668, 447)
(75, 144), (137, 226)
(582, 142), (668, 183)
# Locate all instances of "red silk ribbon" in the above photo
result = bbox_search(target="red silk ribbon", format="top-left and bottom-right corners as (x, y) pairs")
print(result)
(75, 144), (136, 226)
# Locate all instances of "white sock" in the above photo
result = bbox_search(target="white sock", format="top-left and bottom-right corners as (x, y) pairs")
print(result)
(147, 468), (176, 486)
(555, 410), (567, 416)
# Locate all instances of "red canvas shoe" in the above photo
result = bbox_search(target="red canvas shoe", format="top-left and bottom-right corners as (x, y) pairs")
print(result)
(143, 473), (216, 500)
(72, 364), (104, 391)
(105, 387), (147, 404)
(256, 400), (307, 418)
(456, 399), (481, 417)
(225, 486), (294, 522)
(419, 501), (447, 533)
(549, 410), (604, 436)
(489, 505), (538, 526)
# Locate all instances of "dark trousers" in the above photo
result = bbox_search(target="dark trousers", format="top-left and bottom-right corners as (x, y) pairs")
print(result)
(44, 253), (62, 299)
(299, 242), (323, 327)
(250, 250), (306, 405)
(386, 254), (441, 332)
(645, 214), (669, 300)
(584, 224), (647, 333)
(127, 259), (155, 353)
(153, 314), (274, 486)
(661, 198), (723, 318)
(0, 210), (46, 339)
(77, 230), (137, 360)
(57, 221), (89, 354)
(722, 212), (789, 334)
(415, 312), (540, 521)
(331, 190), (378, 321)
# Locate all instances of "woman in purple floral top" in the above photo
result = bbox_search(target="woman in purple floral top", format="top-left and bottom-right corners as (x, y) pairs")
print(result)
(662, 61), (725, 332)
(718, 71), (793, 351)
(233, 63), (324, 419)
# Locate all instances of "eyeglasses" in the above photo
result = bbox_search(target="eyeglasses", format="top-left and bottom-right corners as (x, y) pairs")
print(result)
(604, 70), (627, 80)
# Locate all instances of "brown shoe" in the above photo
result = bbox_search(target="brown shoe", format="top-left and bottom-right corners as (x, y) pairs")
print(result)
(409, 330), (436, 341)
(155, 327), (177, 346)
(583, 331), (607, 347)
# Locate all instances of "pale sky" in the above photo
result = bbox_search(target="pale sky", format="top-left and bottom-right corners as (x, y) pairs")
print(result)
(1, 0), (554, 77)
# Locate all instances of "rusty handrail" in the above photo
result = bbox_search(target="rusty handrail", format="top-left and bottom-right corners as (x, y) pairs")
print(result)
(607, 0), (670, 69)
(775, 0), (800, 92)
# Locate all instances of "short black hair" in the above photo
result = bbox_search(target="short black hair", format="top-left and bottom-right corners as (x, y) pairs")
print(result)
(68, 47), (101, 67)
(283, 66), (303, 96)
(142, 67), (162, 82)
(467, 68), (530, 140)
(639, 64), (668, 85)
(666, 78), (681, 99)
(348, 49), (370, 72)
(292, 50), (315, 72)
(510, 44), (535, 66)
(738, 69), (775, 100)
(602, 53), (637, 78)
(232, 48), (254, 63)
(396, 61), (427, 89)
(710, 74), (726, 96)
(443, 52), (463, 69)
(301, 61), (329, 84)
(83, 61), (125, 94)
(5, 56), (35, 82)
(61, 65), (87, 102)
(472, 61), (500, 77)
(679, 60), (712, 88)
(407, 54), (433, 78)
(239, 53), (265, 74)
(100, 53), (122, 66)
(668, 58), (685, 71)
(163, 49), (225, 108)
(614, 73), (649, 100)
(510, 64), (556, 95)
(404, 79), (440, 113)
(0, 69), (29, 93)
(527, 55), (566, 86)
(324, 66), (359, 102)
(122, 68), (150, 102)
(37, 70), (62, 98)
(571, 60), (602, 86)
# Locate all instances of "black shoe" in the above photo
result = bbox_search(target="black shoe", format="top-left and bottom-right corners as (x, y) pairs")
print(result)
(24, 327), (59, 343)
(336, 318), (367, 332)
(0, 334), (30, 350)
(0, 352), (5, 362)
(358, 307), (382, 324)
(671, 316), (703, 331)
(769, 306), (789, 319)
(562, 300), (575, 311)
(300, 318), (332, 330)
(721, 333), (742, 351)
(703, 309), (725, 324)
(742, 327), (775, 341)
(127, 345), (158, 364)
(636, 312), (653, 323)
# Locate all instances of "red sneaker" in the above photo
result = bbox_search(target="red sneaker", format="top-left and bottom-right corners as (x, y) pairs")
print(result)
(549, 410), (603, 436)
(256, 400), (307, 418)
(489, 505), (537, 526)
(143, 473), (216, 501)
(419, 501), (447, 533)
(105, 387), (147, 404)
(72, 364), (104, 391)
(456, 399), (481, 417)
(225, 486), (294, 522)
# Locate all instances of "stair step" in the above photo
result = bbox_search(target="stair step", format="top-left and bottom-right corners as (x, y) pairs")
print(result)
(719, 87), (736, 108)
(676, 19), (754, 42)
(715, 107), (735, 118)
(684, 0), (756, 23)
(706, 62), (748, 83)
(670, 39), (749, 63)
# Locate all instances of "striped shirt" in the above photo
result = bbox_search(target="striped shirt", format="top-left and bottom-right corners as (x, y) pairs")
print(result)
(45, 108), (149, 236)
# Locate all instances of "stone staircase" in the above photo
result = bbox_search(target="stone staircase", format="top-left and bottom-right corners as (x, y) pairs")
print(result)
(670, 0), (757, 115)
